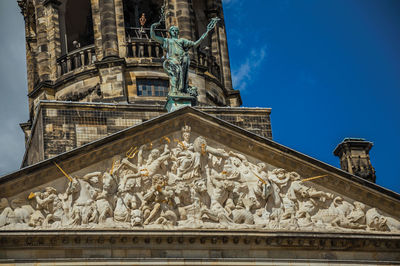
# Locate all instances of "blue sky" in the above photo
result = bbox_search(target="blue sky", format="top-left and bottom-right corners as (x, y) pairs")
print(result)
(0, 0), (399, 193)
(223, 0), (400, 193)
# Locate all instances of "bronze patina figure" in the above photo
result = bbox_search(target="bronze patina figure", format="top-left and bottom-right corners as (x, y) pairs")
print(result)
(150, 8), (219, 97)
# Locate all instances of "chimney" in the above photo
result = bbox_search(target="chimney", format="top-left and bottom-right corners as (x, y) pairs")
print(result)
(333, 138), (376, 183)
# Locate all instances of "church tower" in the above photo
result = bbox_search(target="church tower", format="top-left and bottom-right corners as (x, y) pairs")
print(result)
(17, 0), (272, 167)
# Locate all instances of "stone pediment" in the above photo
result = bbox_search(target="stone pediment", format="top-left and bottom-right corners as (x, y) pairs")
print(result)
(0, 107), (399, 234)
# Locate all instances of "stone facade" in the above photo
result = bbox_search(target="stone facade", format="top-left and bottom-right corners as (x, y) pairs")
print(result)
(9, 1), (400, 265)
(22, 101), (272, 167)
(1, 108), (400, 264)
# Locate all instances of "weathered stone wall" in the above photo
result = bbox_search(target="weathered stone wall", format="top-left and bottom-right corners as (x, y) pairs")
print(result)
(22, 101), (272, 167)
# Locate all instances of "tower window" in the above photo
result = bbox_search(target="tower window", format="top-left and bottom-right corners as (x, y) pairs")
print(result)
(59, 0), (94, 54)
(123, 0), (164, 39)
(137, 79), (169, 97)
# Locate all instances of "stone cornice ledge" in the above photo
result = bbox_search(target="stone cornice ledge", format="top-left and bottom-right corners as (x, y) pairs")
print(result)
(1, 230), (399, 251)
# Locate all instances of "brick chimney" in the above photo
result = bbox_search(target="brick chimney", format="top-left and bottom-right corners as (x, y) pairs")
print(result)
(333, 138), (376, 183)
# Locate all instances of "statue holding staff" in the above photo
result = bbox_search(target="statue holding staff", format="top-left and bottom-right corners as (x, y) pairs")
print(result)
(150, 7), (220, 96)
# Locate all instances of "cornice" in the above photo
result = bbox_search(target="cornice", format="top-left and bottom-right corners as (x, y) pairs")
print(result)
(1, 230), (399, 253)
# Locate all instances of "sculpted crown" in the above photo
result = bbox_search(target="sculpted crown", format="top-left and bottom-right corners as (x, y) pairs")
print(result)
(182, 125), (191, 133)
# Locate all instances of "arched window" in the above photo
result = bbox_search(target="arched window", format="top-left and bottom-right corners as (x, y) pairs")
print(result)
(123, 0), (164, 39)
(59, 0), (94, 54)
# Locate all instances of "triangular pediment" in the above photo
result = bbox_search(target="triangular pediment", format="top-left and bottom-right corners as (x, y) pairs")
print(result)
(0, 107), (399, 233)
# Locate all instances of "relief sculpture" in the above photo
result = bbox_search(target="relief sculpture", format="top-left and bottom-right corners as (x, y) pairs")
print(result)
(1, 125), (399, 233)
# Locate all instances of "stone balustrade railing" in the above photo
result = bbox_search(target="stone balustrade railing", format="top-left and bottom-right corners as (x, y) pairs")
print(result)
(125, 27), (168, 41)
(197, 50), (221, 80)
(126, 39), (165, 58)
(125, 27), (221, 80)
(57, 45), (96, 77)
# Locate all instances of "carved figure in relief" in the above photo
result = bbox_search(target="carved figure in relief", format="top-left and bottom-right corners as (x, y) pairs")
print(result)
(142, 174), (176, 226)
(265, 168), (290, 214)
(32, 187), (63, 226)
(139, 144), (171, 179)
(365, 208), (394, 232)
(0, 198), (14, 227)
(2, 124), (400, 233)
(10, 198), (35, 225)
(171, 126), (195, 180)
(95, 173), (117, 224)
(69, 172), (102, 225)
(130, 209), (143, 227)
(331, 201), (367, 229)
(313, 196), (352, 225)
(173, 182), (192, 220)
(114, 178), (140, 223)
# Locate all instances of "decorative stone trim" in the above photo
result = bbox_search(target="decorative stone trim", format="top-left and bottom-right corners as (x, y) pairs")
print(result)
(1, 231), (399, 250)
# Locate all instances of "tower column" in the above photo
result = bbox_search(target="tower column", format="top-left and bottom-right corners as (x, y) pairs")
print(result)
(43, 0), (62, 81)
(34, 2), (52, 82)
(99, 0), (119, 59)
(114, 0), (127, 58)
(215, 0), (233, 91)
(175, 0), (193, 40)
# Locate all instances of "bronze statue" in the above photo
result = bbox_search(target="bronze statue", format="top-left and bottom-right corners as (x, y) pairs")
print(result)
(150, 7), (219, 96)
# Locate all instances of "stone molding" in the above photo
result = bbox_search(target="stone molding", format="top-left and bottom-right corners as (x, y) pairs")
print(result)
(0, 231), (399, 263)
(1, 230), (399, 250)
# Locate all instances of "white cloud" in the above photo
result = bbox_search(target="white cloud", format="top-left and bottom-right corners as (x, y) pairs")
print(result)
(232, 46), (268, 91)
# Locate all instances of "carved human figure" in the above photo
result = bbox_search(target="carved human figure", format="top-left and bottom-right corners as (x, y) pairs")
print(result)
(59, 176), (80, 222)
(0, 198), (14, 227)
(140, 144), (171, 177)
(265, 168), (291, 212)
(95, 173), (117, 224)
(313, 196), (353, 225)
(151, 16), (220, 95)
(70, 172), (102, 225)
(173, 182), (192, 220)
(250, 163), (272, 210)
(331, 201), (367, 229)
(33, 187), (63, 226)
(10, 198), (35, 225)
(114, 178), (140, 223)
(366, 208), (390, 231)
(142, 174), (176, 226)
(287, 173), (333, 208)
(171, 126), (196, 179)
(130, 209), (143, 227)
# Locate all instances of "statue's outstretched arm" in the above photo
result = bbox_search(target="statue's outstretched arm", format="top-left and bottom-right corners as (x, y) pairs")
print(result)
(150, 22), (165, 45)
(193, 17), (220, 47)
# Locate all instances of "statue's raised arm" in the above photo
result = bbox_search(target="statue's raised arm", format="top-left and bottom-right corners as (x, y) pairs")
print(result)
(193, 17), (220, 47)
(150, 21), (164, 45)
(150, 5), (166, 44)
